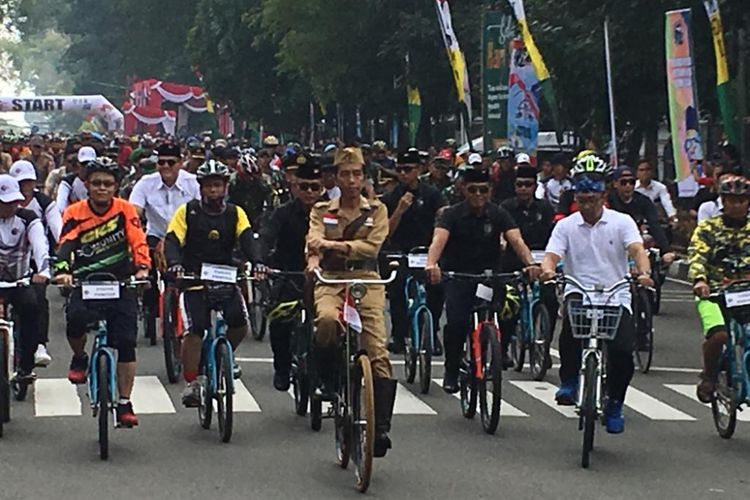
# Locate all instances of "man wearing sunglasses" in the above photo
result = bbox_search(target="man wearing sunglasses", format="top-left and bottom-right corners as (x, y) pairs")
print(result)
(382, 148), (446, 355)
(425, 168), (541, 393)
(422, 149), (453, 192)
(607, 166), (674, 267)
(257, 159), (323, 391)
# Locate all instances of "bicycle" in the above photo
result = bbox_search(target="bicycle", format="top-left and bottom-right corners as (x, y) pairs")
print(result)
(179, 264), (248, 443)
(136, 274), (158, 346)
(310, 268), (397, 493)
(445, 270), (521, 435)
(706, 280), (750, 439)
(247, 263), (270, 341)
(385, 247), (434, 395)
(160, 276), (183, 384)
(510, 251), (553, 381)
(0, 277), (32, 437)
(264, 269), (312, 416)
(557, 274), (631, 469)
(58, 273), (149, 460)
(632, 277), (655, 374)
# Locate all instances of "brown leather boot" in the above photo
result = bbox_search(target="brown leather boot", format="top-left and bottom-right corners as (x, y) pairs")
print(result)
(697, 331), (729, 403)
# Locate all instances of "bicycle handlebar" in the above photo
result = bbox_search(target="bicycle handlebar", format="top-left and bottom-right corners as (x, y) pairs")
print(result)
(313, 268), (398, 285)
(444, 270), (522, 282)
(555, 274), (632, 295)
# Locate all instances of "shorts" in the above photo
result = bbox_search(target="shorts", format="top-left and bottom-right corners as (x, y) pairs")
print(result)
(696, 298), (726, 337)
(181, 285), (248, 335)
(66, 289), (138, 352)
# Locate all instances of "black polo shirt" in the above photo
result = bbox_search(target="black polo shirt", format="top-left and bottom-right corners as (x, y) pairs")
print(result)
(258, 197), (310, 271)
(500, 196), (554, 271)
(436, 201), (517, 273)
(382, 180), (444, 252)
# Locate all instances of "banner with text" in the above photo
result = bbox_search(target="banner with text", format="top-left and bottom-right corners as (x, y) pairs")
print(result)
(665, 9), (703, 196)
(507, 38), (540, 162)
(482, 11), (514, 151)
(0, 95), (124, 131)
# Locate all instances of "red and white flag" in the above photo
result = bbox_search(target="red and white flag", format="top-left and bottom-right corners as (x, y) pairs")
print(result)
(339, 292), (362, 334)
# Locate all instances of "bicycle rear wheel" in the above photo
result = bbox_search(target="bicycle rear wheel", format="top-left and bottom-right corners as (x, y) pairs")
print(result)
(510, 322), (526, 373)
(418, 309), (432, 395)
(162, 292), (182, 384)
(581, 354), (597, 468)
(352, 355), (375, 493)
(459, 358), (477, 419)
(249, 281), (268, 341)
(403, 337), (416, 384)
(216, 342), (233, 443)
(98, 353), (110, 460)
(530, 305), (552, 381)
(634, 288), (654, 374)
(712, 347), (739, 439)
(198, 374), (213, 430)
(0, 332), (9, 434)
(478, 324), (503, 434)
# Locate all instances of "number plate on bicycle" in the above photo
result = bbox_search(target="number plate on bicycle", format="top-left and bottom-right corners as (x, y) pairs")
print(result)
(476, 283), (494, 301)
(81, 282), (120, 300)
(725, 290), (750, 308)
(407, 253), (428, 269)
(200, 264), (238, 283)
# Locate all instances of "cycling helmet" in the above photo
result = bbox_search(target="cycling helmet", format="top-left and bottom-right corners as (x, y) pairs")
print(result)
(719, 175), (750, 197)
(496, 146), (515, 160)
(239, 151), (259, 174)
(267, 300), (303, 323)
(570, 153), (612, 178)
(196, 159), (231, 182)
(85, 157), (120, 179)
(500, 283), (521, 320)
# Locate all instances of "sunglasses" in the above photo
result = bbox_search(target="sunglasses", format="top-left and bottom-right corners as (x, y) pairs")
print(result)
(297, 182), (321, 192)
(466, 185), (490, 195)
(515, 180), (535, 188)
(395, 166), (416, 173)
(157, 159), (179, 167)
(618, 178), (636, 186)
(89, 180), (116, 188)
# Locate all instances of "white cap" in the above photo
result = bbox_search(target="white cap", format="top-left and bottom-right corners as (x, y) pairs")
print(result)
(467, 153), (483, 166)
(78, 146), (97, 163)
(0, 175), (25, 203)
(9, 160), (37, 182)
(515, 153), (531, 165)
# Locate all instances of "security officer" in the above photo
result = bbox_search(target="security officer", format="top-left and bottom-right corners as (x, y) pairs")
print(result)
(382, 148), (445, 355)
(258, 158), (323, 390)
(425, 167), (541, 393)
(306, 146), (396, 458)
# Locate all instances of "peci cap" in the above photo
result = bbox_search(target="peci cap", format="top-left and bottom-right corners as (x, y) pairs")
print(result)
(0, 174), (25, 203)
(296, 156), (322, 180)
(77, 146), (97, 164)
(515, 165), (538, 180)
(155, 142), (181, 158)
(334, 147), (365, 167)
(9, 160), (37, 182)
(397, 148), (421, 165)
(460, 167), (490, 183)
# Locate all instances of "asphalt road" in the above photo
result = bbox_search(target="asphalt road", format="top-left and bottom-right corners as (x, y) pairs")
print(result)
(1, 280), (747, 500)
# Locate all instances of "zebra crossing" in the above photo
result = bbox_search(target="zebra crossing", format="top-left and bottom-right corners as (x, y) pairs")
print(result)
(17, 374), (731, 423)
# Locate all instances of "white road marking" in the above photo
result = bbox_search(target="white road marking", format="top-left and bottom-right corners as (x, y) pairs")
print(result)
(432, 379), (527, 417)
(34, 378), (82, 417)
(233, 380), (262, 412)
(394, 383), (437, 415)
(665, 383), (750, 422)
(509, 381), (577, 418)
(130, 376), (176, 414)
(623, 386), (696, 421)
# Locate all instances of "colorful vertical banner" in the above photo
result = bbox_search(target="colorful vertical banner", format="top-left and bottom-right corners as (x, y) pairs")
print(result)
(435, 1), (472, 130)
(507, 0), (562, 143)
(482, 11), (514, 151)
(507, 38), (540, 161)
(665, 9), (704, 195)
(703, 0), (737, 145)
(407, 85), (422, 147)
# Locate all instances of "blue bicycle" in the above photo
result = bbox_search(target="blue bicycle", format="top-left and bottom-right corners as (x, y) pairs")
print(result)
(708, 280), (750, 439)
(387, 248), (434, 394)
(62, 273), (148, 460)
(510, 275), (553, 381)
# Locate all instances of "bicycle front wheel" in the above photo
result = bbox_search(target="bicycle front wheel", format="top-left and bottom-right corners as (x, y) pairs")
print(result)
(351, 355), (375, 493)
(418, 309), (432, 395)
(249, 281), (268, 341)
(581, 354), (598, 469)
(162, 291), (182, 384)
(216, 342), (234, 443)
(98, 353), (110, 460)
(712, 348), (739, 439)
(530, 305), (552, 381)
(459, 358), (477, 419)
(0, 331), (9, 434)
(510, 322), (526, 373)
(478, 324), (502, 434)
(634, 288), (654, 374)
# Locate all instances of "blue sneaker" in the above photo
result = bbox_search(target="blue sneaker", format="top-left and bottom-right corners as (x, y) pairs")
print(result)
(606, 400), (625, 434)
(555, 380), (578, 406)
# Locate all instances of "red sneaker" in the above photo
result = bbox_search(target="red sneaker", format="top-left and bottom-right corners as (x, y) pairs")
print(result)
(67, 355), (89, 385)
(116, 402), (139, 428)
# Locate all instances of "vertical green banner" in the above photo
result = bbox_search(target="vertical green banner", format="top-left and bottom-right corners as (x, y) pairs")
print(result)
(482, 11), (514, 152)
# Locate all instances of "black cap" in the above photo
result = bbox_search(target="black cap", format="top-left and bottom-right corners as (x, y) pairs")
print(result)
(460, 167), (490, 183)
(516, 165), (538, 180)
(296, 156), (322, 179)
(397, 148), (421, 165)
(156, 142), (180, 157)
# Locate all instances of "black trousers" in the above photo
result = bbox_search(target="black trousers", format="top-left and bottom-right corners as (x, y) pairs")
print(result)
(269, 279), (306, 374)
(2, 287), (39, 373)
(33, 282), (49, 344)
(558, 306), (635, 401)
(443, 280), (476, 372)
(388, 271), (444, 344)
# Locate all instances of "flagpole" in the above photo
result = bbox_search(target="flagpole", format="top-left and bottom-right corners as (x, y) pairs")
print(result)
(604, 16), (618, 167)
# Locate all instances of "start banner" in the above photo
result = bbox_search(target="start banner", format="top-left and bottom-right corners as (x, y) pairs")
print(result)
(0, 95), (124, 131)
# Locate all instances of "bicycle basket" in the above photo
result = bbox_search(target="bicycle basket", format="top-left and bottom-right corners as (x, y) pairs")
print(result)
(566, 299), (623, 340)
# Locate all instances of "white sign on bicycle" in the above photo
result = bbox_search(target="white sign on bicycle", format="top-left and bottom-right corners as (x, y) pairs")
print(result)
(201, 264), (238, 283)
(476, 283), (494, 302)
(725, 289), (750, 308)
(81, 282), (120, 300)
(407, 253), (428, 269)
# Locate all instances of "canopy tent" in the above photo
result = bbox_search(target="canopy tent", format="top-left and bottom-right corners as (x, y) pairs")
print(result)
(0, 95), (124, 131)
(125, 79), (214, 135)
(122, 101), (176, 135)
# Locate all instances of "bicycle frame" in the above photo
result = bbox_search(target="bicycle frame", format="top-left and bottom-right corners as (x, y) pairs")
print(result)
(88, 321), (117, 415)
(470, 306), (501, 379)
(202, 310), (235, 397)
(405, 275), (434, 354)
(518, 280), (544, 344)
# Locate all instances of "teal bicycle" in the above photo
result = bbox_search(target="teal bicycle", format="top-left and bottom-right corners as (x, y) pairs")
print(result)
(708, 280), (750, 439)
(510, 274), (553, 381)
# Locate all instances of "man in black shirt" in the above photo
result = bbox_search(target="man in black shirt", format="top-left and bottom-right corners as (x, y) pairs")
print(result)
(382, 148), (445, 355)
(425, 168), (540, 393)
(258, 160), (323, 390)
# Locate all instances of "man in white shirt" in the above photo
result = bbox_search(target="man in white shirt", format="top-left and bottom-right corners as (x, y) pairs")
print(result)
(541, 168), (653, 434)
(635, 159), (677, 223)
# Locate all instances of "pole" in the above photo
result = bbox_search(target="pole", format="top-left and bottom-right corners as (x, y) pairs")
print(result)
(309, 100), (315, 149)
(604, 17), (618, 167)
